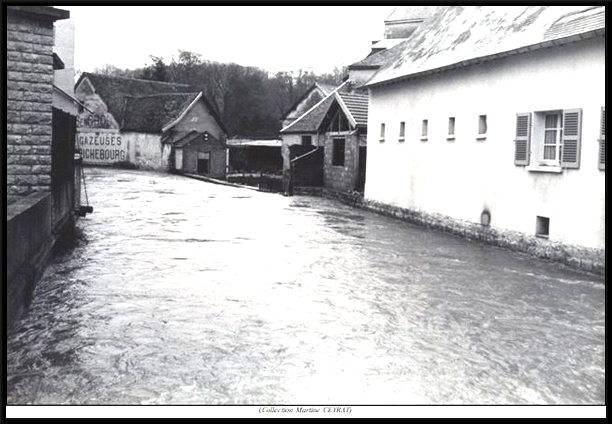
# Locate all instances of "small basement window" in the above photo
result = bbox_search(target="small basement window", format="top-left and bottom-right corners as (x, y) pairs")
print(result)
(535, 216), (550, 238)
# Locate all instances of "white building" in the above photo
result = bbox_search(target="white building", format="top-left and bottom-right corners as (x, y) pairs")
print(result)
(362, 6), (605, 273)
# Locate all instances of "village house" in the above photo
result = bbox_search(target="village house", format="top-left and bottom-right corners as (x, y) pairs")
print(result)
(7, 6), (83, 329)
(280, 84), (369, 195)
(279, 7), (430, 196)
(361, 6), (605, 274)
(73, 73), (227, 175)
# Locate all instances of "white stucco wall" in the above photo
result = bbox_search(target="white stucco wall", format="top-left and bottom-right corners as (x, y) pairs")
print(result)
(365, 36), (605, 249)
(124, 132), (170, 171)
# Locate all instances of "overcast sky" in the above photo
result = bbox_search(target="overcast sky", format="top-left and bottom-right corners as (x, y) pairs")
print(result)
(58, 5), (396, 75)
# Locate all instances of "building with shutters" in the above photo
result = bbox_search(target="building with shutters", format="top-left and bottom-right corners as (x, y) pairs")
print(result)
(361, 6), (605, 273)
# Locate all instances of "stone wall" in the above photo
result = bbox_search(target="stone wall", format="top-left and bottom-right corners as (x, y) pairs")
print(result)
(6, 8), (57, 204)
(323, 133), (360, 191)
(320, 189), (605, 276)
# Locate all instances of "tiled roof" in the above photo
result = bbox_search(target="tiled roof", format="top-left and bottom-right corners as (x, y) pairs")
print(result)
(281, 82), (336, 121)
(121, 93), (200, 133)
(544, 6), (605, 41)
(281, 84), (369, 134)
(281, 95), (335, 134)
(384, 5), (439, 23)
(77, 72), (193, 124)
(338, 91), (368, 126)
(366, 6), (605, 87)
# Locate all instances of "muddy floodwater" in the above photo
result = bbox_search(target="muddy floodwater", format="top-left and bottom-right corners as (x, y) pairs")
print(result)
(6, 167), (605, 405)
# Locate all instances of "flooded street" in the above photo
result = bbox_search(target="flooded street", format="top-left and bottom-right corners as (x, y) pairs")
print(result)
(6, 167), (605, 406)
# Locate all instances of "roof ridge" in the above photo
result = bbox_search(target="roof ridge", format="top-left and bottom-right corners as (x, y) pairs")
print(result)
(83, 72), (191, 86)
(124, 92), (200, 99)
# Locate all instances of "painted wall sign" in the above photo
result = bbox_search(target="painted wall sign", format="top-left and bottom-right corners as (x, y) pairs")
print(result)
(77, 112), (114, 129)
(77, 131), (127, 163)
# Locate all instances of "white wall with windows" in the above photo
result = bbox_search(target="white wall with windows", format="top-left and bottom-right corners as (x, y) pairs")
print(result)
(365, 35), (605, 249)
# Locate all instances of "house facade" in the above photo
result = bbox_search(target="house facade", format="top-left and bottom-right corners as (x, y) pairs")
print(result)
(363, 6), (605, 273)
(74, 73), (227, 172)
(280, 84), (368, 193)
(7, 6), (81, 329)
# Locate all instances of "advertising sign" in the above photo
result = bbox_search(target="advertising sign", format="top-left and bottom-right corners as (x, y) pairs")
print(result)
(77, 131), (127, 164)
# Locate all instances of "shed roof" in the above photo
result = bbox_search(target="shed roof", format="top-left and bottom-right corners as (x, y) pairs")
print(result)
(281, 95), (335, 134)
(227, 137), (282, 147)
(121, 92), (200, 133)
(280, 82), (337, 121)
(76, 72), (194, 125)
(280, 84), (368, 134)
(366, 6), (605, 87)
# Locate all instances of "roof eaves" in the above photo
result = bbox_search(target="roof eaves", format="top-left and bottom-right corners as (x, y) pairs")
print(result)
(281, 81), (349, 133)
(53, 84), (94, 113)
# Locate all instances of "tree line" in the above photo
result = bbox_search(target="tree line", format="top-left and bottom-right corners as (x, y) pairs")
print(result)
(91, 50), (346, 138)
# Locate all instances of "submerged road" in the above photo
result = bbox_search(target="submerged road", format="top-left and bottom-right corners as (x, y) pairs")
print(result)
(6, 167), (605, 405)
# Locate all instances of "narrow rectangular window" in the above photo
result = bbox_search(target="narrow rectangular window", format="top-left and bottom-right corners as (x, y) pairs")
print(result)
(399, 121), (405, 141)
(301, 135), (312, 146)
(332, 137), (345, 166)
(478, 115), (487, 135)
(380, 123), (385, 141)
(599, 106), (605, 170)
(448, 117), (455, 138)
(421, 119), (428, 140)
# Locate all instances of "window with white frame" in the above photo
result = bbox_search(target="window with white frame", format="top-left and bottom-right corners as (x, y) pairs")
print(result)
(514, 108), (582, 169)
(399, 121), (405, 141)
(542, 112), (563, 165)
(379, 123), (386, 142)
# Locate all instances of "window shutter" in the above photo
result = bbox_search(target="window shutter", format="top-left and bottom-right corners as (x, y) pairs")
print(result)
(561, 108), (582, 169)
(598, 106), (605, 170)
(514, 113), (531, 165)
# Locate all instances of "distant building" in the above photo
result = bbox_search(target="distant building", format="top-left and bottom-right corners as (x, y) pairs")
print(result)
(74, 73), (227, 173)
(226, 137), (283, 174)
(362, 6), (605, 273)
(280, 83), (368, 193)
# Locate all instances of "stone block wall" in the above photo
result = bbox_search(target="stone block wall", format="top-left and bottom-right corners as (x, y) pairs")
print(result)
(323, 133), (359, 191)
(6, 8), (56, 205)
(359, 198), (605, 276)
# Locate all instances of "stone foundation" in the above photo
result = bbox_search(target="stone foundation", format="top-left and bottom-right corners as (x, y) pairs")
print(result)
(319, 189), (605, 277)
